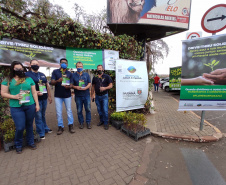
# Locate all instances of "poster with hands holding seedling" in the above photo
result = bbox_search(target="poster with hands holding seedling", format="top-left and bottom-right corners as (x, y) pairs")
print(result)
(179, 34), (226, 111)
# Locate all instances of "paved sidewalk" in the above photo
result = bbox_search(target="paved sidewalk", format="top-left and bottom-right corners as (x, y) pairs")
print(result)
(0, 89), (223, 185)
(0, 93), (147, 185)
(146, 89), (223, 142)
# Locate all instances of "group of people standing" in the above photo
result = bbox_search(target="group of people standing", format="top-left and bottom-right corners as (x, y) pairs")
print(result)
(1, 58), (112, 154)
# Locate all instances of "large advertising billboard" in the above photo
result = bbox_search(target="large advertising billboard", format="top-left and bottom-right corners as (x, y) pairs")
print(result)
(179, 34), (226, 111)
(116, 59), (148, 112)
(108, 0), (191, 29)
(169, 66), (181, 90)
(0, 38), (118, 69)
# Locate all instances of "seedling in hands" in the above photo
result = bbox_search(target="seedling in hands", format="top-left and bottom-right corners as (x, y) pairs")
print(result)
(204, 60), (220, 71)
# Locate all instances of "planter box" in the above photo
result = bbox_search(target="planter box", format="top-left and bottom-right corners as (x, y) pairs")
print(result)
(3, 134), (41, 152)
(120, 126), (151, 141)
(111, 119), (124, 130)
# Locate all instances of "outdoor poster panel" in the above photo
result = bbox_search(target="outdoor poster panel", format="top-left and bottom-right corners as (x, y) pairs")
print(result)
(169, 66), (181, 90)
(116, 59), (148, 112)
(0, 38), (116, 69)
(103, 50), (119, 70)
(0, 38), (64, 67)
(66, 48), (103, 69)
(179, 34), (226, 111)
(108, 0), (191, 29)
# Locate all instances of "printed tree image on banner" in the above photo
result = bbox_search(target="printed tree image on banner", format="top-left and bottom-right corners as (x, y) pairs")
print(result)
(0, 38), (65, 67)
(169, 66), (181, 90)
(179, 34), (226, 111)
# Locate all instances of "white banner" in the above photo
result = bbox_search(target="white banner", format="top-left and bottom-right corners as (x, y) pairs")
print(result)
(103, 50), (119, 70)
(116, 59), (148, 112)
(138, 0), (191, 29)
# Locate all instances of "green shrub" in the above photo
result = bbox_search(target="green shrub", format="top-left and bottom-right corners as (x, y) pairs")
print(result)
(123, 111), (147, 133)
(110, 112), (126, 121)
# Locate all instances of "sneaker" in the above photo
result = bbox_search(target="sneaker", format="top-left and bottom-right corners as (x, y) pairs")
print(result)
(28, 144), (37, 150)
(87, 123), (92, 129)
(79, 124), (84, 129)
(40, 136), (45, 139)
(69, 124), (75, 133)
(57, 127), (64, 135)
(104, 124), (109, 130)
(47, 129), (53, 133)
(16, 148), (22, 154)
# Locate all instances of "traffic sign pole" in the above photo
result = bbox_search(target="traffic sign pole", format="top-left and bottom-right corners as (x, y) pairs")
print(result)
(199, 4), (226, 131)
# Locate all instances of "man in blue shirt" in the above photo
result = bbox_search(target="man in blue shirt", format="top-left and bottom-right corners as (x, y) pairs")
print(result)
(72, 62), (91, 129)
(51, 58), (75, 135)
(91, 65), (113, 130)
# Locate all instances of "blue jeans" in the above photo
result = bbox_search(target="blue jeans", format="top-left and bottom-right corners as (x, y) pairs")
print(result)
(95, 94), (109, 125)
(154, 83), (159, 91)
(75, 96), (91, 124)
(55, 97), (73, 128)
(10, 104), (36, 148)
(35, 99), (50, 137)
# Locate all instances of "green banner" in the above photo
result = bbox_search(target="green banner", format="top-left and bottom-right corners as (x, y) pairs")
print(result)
(66, 48), (103, 69)
(169, 67), (181, 90)
(180, 85), (226, 100)
(0, 38), (105, 69)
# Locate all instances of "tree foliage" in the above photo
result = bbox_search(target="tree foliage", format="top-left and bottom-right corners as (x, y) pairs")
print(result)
(146, 39), (169, 74)
(0, 5), (143, 60)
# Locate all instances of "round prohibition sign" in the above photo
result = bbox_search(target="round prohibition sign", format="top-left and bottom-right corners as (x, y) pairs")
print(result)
(201, 4), (226, 33)
(187, 32), (201, 39)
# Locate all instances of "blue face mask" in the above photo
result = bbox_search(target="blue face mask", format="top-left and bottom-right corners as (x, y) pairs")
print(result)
(77, 68), (83, 73)
(61, 63), (67, 69)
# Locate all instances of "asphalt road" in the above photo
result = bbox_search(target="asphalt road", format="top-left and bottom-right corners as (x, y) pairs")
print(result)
(143, 90), (226, 185)
(144, 137), (226, 185)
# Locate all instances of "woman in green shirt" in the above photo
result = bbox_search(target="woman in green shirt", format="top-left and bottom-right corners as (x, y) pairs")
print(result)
(1, 61), (40, 154)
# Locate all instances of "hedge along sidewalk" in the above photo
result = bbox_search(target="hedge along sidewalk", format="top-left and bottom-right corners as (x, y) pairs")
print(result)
(145, 90), (222, 142)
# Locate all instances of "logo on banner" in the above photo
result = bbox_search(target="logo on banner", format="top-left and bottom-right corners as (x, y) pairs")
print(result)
(182, 8), (189, 16)
(127, 66), (136, 73)
(137, 89), (142, 95)
(184, 103), (193, 107)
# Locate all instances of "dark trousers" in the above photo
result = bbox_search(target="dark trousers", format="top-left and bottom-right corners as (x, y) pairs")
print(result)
(10, 104), (36, 148)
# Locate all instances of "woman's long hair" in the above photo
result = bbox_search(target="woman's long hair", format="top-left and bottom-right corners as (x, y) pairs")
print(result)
(8, 61), (26, 84)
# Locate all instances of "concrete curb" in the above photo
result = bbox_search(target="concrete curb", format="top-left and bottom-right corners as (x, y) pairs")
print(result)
(151, 131), (223, 143)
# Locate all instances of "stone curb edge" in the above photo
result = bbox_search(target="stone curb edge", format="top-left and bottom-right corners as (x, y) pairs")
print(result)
(151, 131), (223, 143)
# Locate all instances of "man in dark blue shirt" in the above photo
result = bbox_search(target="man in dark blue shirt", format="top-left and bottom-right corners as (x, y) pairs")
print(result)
(91, 65), (113, 130)
(51, 58), (75, 135)
(72, 62), (91, 129)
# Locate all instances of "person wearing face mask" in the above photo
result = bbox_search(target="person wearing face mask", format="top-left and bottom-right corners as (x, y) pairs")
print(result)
(72, 62), (91, 129)
(51, 58), (75, 135)
(1, 61), (40, 154)
(91, 65), (113, 130)
(25, 59), (53, 139)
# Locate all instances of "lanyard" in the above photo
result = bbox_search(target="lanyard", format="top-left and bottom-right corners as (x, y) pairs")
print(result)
(33, 72), (40, 81)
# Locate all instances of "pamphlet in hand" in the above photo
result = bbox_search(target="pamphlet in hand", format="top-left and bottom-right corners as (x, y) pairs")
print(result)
(62, 77), (70, 86)
(19, 90), (30, 104)
(79, 80), (85, 88)
(39, 84), (47, 94)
